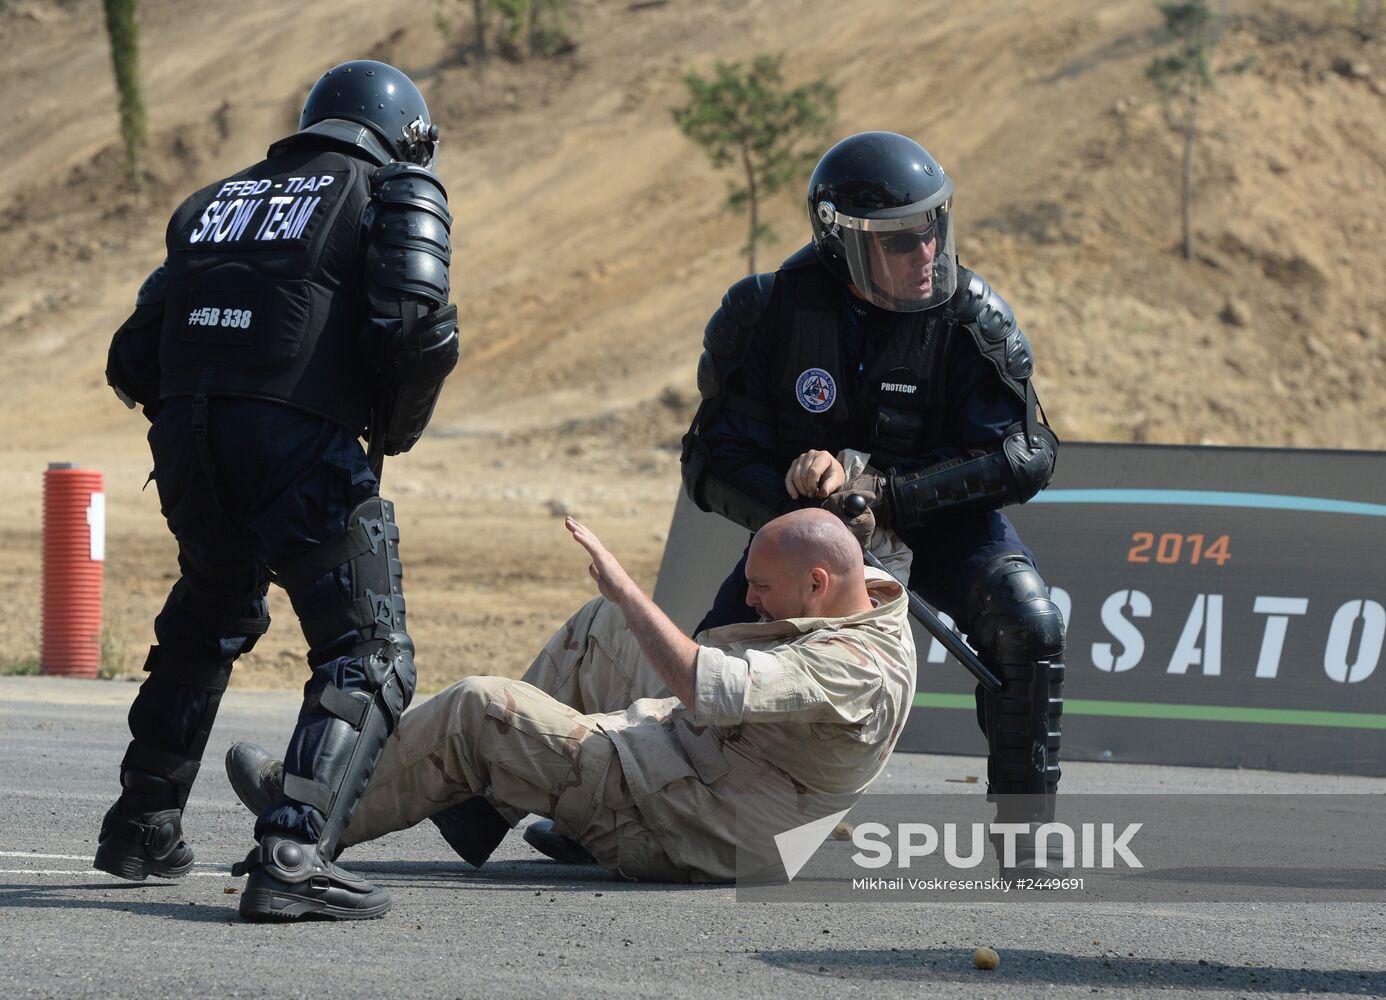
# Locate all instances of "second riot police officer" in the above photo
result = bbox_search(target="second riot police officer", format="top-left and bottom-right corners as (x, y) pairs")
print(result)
(681, 131), (1066, 873)
(98, 60), (458, 920)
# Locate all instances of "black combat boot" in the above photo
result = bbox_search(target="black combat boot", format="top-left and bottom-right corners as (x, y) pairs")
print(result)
(233, 835), (390, 920)
(225, 741), (284, 816)
(94, 768), (196, 881)
(523, 819), (595, 865)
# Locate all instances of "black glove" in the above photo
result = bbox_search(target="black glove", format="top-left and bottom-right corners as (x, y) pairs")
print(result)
(821, 475), (889, 549)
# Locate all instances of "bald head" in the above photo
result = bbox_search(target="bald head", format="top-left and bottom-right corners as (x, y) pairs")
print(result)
(744, 509), (872, 621)
(756, 508), (863, 576)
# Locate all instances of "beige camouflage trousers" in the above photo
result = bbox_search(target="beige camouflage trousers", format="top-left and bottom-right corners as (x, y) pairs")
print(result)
(341, 598), (687, 880)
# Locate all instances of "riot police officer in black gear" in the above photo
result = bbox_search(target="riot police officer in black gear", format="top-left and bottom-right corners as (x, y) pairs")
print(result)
(98, 59), (458, 920)
(682, 131), (1065, 873)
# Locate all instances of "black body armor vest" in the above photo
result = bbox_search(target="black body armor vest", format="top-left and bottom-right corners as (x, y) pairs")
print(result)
(767, 256), (956, 471)
(158, 133), (381, 433)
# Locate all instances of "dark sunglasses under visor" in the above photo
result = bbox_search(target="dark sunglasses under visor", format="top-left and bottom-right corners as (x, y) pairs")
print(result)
(879, 225), (939, 254)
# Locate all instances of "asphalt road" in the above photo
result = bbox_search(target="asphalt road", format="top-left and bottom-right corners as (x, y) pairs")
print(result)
(2, 675), (1384, 1000)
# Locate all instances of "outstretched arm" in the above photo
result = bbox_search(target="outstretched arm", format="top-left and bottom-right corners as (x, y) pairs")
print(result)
(565, 517), (699, 707)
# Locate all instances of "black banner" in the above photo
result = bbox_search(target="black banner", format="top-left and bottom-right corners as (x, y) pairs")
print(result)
(653, 444), (1386, 775)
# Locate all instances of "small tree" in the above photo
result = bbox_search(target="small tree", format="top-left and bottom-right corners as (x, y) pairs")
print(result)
(435, 0), (573, 63)
(673, 54), (836, 273)
(102, 0), (147, 191)
(1341, 0), (1382, 40)
(1147, 0), (1252, 260)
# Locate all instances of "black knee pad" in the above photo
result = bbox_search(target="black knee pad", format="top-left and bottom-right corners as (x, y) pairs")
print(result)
(965, 555), (1065, 664)
(967, 555), (1065, 797)
(301, 630), (417, 736)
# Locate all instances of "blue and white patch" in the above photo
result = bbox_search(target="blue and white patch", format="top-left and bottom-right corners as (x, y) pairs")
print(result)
(795, 367), (836, 413)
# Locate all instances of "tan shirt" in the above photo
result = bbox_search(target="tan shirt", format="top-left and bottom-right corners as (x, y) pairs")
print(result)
(596, 568), (915, 881)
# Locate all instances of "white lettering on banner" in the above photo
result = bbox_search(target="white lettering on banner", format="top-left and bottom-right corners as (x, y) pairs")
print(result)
(1324, 600), (1385, 684)
(920, 584), (1383, 684)
(1092, 589), (1151, 672)
(1062, 589), (1383, 682)
(1252, 597), (1310, 679)
(87, 492), (105, 562)
(1168, 594), (1224, 675)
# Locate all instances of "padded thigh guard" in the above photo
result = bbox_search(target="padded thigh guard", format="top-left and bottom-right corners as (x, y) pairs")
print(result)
(365, 162), (453, 310)
(276, 496), (417, 856)
(966, 555), (1066, 798)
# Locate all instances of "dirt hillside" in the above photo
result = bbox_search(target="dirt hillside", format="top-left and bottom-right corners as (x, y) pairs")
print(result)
(1, 0), (1382, 689)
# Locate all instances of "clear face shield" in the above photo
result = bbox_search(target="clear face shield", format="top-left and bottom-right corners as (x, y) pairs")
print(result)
(823, 192), (958, 312)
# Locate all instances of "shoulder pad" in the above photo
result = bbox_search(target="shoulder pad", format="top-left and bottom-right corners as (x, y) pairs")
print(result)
(779, 243), (819, 270)
(703, 272), (775, 356)
(372, 163), (452, 228)
(136, 263), (168, 306)
(953, 268), (1033, 388)
(954, 269), (1018, 344)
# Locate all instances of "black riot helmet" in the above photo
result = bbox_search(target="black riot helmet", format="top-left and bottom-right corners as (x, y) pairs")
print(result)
(299, 60), (439, 167)
(807, 131), (957, 312)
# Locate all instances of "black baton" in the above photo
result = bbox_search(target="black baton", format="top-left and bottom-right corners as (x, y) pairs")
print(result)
(845, 494), (1002, 693)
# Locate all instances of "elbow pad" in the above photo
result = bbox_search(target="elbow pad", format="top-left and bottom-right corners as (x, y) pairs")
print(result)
(375, 304), (460, 456)
(106, 264), (167, 412)
(889, 424), (1058, 530)
(680, 428), (781, 531)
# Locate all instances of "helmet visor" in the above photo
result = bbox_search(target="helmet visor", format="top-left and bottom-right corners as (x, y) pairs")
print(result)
(834, 201), (957, 313)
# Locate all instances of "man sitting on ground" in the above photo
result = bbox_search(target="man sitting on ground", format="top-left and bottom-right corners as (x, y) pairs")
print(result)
(227, 508), (915, 882)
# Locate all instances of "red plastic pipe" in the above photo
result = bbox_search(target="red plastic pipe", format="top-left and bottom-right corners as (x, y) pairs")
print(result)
(41, 464), (104, 678)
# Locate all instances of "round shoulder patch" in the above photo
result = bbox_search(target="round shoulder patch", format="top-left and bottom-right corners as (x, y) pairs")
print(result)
(795, 367), (836, 413)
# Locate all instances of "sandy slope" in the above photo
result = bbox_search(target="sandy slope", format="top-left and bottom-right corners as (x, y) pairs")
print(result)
(0, 0), (1382, 686)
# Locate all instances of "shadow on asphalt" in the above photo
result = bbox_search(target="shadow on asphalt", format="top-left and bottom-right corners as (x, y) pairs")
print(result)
(344, 857), (726, 892)
(1120, 866), (1386, 891)
(757, 948), (1386, 994)
(0, 882), (238, 922)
